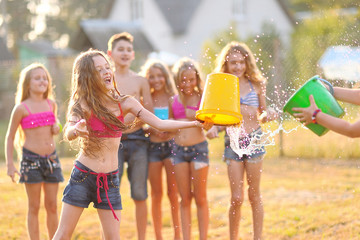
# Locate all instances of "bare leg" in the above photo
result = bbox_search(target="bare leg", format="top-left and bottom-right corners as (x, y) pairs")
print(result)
(174, 162), (192, 240)
(134, 199), (148, 240)
(148, 161), (164, 240)
(52, 203), (84, 240)
(227, 160), (245, 240)
(43, 182), (59, 239)
(245, 158), (264, 240)
(190, 163), (209, 240)
(164, 158), (181, 240)
(98, 208), (121, 240)
(24, 183), (42, 240)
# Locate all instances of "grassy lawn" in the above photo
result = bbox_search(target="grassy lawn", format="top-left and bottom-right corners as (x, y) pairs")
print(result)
(1, 117), (360, 239)
(1, 154), (360, 239)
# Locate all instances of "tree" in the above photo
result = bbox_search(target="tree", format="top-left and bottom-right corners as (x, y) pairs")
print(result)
(287, 9), (360, 88)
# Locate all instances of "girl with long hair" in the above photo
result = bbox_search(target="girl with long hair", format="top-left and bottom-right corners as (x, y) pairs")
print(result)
(139, 59), (181, 240)
(170, 57), (214, 240)
(207, 41), (277, 240)
(5, 63), (63, 239)
(52, 49), (212, 240)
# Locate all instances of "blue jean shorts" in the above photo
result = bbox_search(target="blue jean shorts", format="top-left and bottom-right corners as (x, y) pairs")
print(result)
(224, 127), (266, 163)
(171, 141), (209, 169)
(19, 147), (64, 183)
(148, 141), (173, 163)
(62, 161), (122, 211)
(118, 129), (149, 201)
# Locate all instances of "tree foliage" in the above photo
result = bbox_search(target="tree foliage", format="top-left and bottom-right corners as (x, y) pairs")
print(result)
(286, 0), (360, 12)
(288, 9), (360, 87)
(4, 0), (112, 51)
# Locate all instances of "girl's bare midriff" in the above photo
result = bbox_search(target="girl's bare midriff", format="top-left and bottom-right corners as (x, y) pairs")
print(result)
(77, 137), (121, 173)
(23, 125), (56, 155)
(173, 122), (206, 146)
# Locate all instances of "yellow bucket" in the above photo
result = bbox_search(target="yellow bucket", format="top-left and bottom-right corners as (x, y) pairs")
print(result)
(196, 73), (242, 125)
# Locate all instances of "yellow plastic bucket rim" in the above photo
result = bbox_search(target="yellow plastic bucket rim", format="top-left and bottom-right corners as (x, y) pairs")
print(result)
(196, 109), (242, 125)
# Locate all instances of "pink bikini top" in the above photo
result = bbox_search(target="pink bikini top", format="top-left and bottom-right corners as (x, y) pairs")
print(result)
(172, 95), (200, 120)
(88, 103), (124, 138)
(20, 99), (56, 129)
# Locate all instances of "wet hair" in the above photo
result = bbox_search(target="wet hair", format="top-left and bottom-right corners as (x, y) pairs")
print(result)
(172, 57), (203, 104)
(214, 41), (266, 84)
(139, 59), (176, 96)
(66, 49), (129, 157)
(107, 32), (134, 51)
(14, 63), (55, 157)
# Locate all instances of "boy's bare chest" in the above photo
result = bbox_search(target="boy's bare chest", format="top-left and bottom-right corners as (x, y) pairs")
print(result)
(117, 81), (142, 99)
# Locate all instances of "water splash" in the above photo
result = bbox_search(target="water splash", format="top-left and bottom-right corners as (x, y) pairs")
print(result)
(226, 122), (301, 158)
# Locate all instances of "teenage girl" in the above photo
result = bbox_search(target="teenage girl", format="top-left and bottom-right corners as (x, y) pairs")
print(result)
(139, 59), (181, 240)
(170, 57), (215, 240)
(52, 49), (212, 240)
(206, 41), (277, 240)
(5, 63), (63, 240)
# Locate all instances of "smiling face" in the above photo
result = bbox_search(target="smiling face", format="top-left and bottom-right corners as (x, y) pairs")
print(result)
(92, 55), (114, 90)
(226, 51), (247, 78)
(109, 39), (135, 68)
(178, 69), (198, 95)
(29, 68), (49, 95)
(148, 66), (166, 92)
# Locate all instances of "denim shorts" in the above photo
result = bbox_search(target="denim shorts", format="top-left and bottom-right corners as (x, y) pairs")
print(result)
(62, 161), (122, 211)
(19, 147), (64, 183)
(224, 127), (266, 163)
(118, 129), (149, 201)
(148, 141), (173, 163)
(171, 141), (209, 169)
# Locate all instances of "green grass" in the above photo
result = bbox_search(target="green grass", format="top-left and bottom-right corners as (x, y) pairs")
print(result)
(1, 116), (360, 239)
(1, 155), (360, 239)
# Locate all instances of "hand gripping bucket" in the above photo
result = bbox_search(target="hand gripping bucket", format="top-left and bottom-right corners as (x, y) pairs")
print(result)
(283, 75), (344, 136)
(196, 73), (243, 125)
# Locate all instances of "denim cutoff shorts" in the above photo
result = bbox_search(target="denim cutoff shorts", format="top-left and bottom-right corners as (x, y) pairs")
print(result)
(148, 141), (173, 163)
(62, 161), (122, 210)
(118, 128), (149, 201)
(19, 147), (64, 183)
(224, 127), (266, 164)
(171, 141), (209, 168)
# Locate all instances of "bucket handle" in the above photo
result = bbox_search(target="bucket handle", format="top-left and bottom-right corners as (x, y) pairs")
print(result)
(318, 78), (334, 95)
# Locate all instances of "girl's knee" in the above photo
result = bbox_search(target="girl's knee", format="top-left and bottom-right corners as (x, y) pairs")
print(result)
(230, 195), (244, 207)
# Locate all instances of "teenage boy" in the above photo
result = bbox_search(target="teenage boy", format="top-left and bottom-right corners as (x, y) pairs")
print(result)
(108, 32), (153, 240)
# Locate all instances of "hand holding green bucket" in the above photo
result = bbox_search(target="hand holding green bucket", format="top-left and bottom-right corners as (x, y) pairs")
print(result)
(283, 75), (344, 136)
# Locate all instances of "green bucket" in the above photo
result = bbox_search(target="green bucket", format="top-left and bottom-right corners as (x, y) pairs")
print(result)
(283, 75), (344, 136)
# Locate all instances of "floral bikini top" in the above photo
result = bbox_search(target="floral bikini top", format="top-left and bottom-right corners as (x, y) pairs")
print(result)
(88, 103), (124, 138)
(20, 99), (56, 129)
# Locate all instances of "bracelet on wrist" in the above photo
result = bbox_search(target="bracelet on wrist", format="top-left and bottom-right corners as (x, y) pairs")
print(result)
(312, 109), (321, 124)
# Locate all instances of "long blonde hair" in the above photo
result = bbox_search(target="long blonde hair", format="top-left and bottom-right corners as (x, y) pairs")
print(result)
(66, 49), (129, 157)
(139, 59), (176, 96)
(172, 57), (203, 104)
(214, 41), (266, 84)
(14, 63), (55, 157)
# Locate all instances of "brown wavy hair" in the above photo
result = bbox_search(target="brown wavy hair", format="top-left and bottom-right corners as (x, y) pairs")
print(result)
(65, 49), (129, 157)
(214, 41), (266, 84)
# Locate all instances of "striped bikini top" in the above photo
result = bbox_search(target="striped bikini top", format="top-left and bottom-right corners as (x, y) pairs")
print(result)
(240, 81), (259, 107)
(20, 99), (56, 129)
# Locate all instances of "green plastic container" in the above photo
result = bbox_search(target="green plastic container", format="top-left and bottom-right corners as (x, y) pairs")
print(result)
(283, 75), (344, 136)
